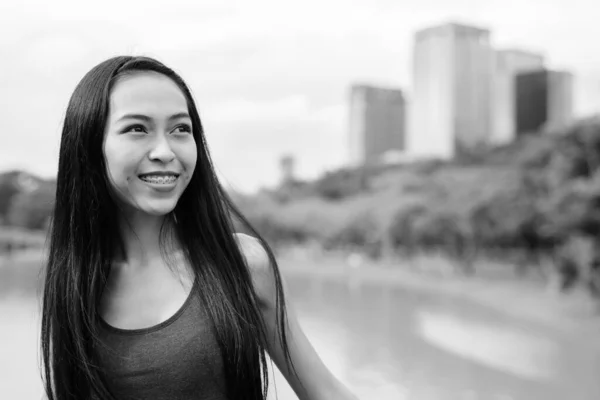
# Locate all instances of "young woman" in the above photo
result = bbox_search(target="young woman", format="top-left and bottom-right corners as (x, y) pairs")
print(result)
(40, 56), (358, 400)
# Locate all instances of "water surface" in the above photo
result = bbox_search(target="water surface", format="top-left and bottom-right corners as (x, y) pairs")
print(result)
(2, 257), (599, 399)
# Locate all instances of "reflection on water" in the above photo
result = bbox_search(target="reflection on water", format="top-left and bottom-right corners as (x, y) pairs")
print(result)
(2, 260), (600, 399)
(415, 309), (558, 381)
(278, 274), (600, 400)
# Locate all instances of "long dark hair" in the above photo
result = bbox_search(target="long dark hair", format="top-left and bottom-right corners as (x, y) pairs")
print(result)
(40, 56), (294, 400)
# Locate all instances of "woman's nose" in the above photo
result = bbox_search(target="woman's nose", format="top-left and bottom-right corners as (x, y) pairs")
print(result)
(148, 135), (176, 163)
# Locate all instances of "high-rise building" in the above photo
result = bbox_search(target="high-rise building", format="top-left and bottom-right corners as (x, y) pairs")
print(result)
(409, 22), (494, 158)
(491, 49), (545, 145)
(348, 84), (406, 166)
(516, 69), (574, 136)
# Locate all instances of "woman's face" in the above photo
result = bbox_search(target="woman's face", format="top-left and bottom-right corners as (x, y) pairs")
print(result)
(103, 71), (197, 217)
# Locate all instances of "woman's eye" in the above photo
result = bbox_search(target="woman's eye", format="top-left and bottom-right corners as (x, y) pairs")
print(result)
(174, 124), (192, 134)
(124, 124), (146, 134)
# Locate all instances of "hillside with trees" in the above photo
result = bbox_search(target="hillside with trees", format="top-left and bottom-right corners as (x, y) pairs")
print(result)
(237, 117), (600, 297)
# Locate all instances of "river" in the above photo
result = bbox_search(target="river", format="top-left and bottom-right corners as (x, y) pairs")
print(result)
(1, 254), (599, 399)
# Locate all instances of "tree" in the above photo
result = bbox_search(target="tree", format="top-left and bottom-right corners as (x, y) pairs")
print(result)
(324, 211), (382, 258)
(0, 179), (20, 220)
(313, 168), (369, 200)
(6, 185), (55, 230)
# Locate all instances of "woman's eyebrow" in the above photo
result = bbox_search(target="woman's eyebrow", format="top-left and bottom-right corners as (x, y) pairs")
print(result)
(116, 112), (191, 122)
(167, 112), (192, 121)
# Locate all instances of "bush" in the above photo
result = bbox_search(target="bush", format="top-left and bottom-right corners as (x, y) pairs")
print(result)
(313, 169), (369, 200)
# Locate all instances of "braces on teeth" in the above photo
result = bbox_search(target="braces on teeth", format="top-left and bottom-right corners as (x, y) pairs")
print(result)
(141, 175), (178, 184)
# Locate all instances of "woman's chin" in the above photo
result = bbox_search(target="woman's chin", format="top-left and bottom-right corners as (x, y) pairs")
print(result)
(145, 209), (174, 217)
(146, 205), (177, 216)
(138, 200), (178, 217)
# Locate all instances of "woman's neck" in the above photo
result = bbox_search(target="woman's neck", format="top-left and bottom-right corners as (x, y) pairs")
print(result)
(115, 212), (178, 269)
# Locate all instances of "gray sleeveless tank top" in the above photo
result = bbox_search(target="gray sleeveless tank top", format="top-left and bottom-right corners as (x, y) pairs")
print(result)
(95, 278), (228, 400)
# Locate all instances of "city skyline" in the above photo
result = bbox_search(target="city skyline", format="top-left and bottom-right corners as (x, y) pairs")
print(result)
(349, 22), (574, 164)
(0, 0), (599, 193)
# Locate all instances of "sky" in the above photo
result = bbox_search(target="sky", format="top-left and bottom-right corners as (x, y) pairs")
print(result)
(0, 0), (599, 194)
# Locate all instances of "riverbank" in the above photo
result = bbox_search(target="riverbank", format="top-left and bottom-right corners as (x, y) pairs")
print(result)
(278, 250), (600, 342)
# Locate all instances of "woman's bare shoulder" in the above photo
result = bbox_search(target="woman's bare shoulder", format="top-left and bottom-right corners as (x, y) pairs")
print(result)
(233, 233), (270, 272)
(233, 233), (276, 304)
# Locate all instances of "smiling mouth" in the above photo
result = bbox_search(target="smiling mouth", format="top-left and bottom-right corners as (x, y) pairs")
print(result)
(138, 174), (179, 184)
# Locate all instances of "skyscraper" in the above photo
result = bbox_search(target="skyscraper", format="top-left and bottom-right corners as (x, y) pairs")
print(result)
(409, 22), (494, 158)
(491, 49), (545, 144)
(516, 69), (574, 136)
(348, 84), (406, 166)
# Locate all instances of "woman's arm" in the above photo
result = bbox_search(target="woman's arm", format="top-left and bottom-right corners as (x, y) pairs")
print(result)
(235, 233), (359, 400)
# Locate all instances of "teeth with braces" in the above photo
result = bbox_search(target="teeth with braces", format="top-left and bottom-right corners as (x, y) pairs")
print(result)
(140, 175), (178, 184)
